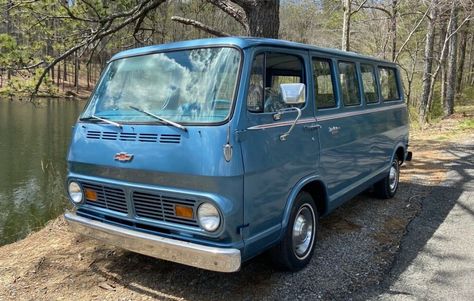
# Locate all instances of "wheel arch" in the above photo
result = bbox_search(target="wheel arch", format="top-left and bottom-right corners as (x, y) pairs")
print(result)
(392, 142), (406, 164)
(281, 175), (328, 235)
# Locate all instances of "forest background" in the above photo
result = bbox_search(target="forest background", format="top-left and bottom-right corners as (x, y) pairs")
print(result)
(0, 0), (473, 125)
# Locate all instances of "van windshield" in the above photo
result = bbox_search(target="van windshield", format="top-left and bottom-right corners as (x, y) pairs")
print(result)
(81, 47), (241, 124)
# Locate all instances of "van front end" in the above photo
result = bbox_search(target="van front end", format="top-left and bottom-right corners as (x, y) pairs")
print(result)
(65, 123), (245, 272)
(64, 44), (245, 272)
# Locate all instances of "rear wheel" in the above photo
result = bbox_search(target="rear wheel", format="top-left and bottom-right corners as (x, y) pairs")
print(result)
(374, 158), (400, 199)
(271, 192), (318, 271)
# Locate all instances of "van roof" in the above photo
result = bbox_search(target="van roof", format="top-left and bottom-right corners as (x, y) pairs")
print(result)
(111, 37), (396, 66)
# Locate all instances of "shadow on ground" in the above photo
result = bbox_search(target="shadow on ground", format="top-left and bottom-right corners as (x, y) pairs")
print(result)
(1, 139), (471, 301)
(354, 141), (474, 300)
(69, 141), (473, 300)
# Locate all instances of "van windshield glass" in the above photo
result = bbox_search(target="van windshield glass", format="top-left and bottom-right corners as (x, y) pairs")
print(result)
(81, 47), (241, 124)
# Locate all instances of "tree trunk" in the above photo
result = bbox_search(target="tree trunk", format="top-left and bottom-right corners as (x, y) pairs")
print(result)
(74, 51), (79, 91)
(456, 19), (470, 93)
(342, 0), (351, 51)
(239, 0), (280, 38)
(63, 60), (67, 91)
(444, 3), (458, 117)
(5, 0), (13, 80)
(391, 0), (398, 62)
(57, 62), (61, 86)
(405, 43), (421, 107)
(420, 0), (438, 123)
(63, 59), (67, 82)
(439, 19), (448, 106)
(87, 62), (91, 89)
(171, 1), (279, 39)
(468, 33), (474, 85)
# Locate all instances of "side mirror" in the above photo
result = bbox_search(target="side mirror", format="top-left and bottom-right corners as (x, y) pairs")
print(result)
(280, 83), (305, 105)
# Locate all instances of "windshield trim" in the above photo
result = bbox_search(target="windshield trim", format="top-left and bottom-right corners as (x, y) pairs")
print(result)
(80, 45), (243, 127)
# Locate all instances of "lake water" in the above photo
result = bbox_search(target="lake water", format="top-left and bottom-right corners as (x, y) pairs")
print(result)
(0, 99), (85, 245)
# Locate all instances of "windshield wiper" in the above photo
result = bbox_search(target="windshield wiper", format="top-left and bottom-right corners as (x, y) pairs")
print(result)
(80, 115), (122, 129)
(129, 106), (187, 132)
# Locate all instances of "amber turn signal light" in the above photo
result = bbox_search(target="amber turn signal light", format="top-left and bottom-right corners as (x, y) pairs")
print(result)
(84, 188), (97, 201)
(175, 205), (193, 219)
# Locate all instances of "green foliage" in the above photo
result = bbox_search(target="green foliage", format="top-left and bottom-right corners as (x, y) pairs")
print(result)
(0, 34), (19, 67)
(457, 86), (474, 105)
(407, 104), (421, 130)
(0, 70), (58, 96)
(459, 118), (474, 130)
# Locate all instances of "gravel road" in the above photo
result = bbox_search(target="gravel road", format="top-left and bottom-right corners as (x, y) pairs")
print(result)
(0, 136), (471, 301)
(358, 140), (474, 300)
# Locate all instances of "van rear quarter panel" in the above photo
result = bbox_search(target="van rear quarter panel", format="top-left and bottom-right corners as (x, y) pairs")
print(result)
(317, 102), (408, 209)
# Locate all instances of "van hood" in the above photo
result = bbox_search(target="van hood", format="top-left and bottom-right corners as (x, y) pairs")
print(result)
(67, 123), (242, 189)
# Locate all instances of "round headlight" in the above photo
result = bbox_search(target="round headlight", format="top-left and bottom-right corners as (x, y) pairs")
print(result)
(197, 203), (221, 232)
(68, 181), (83, 204)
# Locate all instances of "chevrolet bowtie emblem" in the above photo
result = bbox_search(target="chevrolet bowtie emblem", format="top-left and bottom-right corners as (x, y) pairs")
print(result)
(114, 152), (134, 162)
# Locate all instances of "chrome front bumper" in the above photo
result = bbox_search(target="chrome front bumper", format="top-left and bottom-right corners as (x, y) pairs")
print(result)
(64, 212), (241, 272)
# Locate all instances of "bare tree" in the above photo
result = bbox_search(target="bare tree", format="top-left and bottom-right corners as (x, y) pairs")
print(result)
(419, 0), (438, 122)
(4, 0), (13, 80)
(444, 2), (459, 117)
(360, 0), (398, 60)
(172, 0), (280, 38)
(390, 0), (398, 61)
(468, 32), (474, 85)
(439, 13), (449, 106)
(399, 40), (422, 106)
(341, 0), (369, 51)
(456, 18), (470, 92)
(31, 0), (167, 97)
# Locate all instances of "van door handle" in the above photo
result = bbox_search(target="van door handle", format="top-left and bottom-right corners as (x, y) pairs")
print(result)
(304, 124), (321, 130)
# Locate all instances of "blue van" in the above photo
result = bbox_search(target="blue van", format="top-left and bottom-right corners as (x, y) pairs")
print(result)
(65, 37), (411, 272)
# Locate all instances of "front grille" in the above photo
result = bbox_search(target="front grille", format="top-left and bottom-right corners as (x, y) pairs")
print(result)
(82, 182), (127, 214)
(133, 191), (199, 227)
(80, 181), (200, 228)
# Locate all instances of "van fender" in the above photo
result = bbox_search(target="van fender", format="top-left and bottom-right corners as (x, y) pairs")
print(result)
(390, 141), (406, 164)
(280, 174), (328, 237)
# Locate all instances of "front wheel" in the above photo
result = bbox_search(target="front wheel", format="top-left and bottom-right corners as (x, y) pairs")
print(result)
(374, 158), (400, 199)
(271, 192), (318, 271)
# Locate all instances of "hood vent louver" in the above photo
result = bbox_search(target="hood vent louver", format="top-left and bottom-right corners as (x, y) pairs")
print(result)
(86, 130), (180, 144)
(138, 133), (159, 143)
(119, 133), (137, 141)
(86, 130), (101, 139)
(159, 134), (181, 144)
(102, 132), (118, 140)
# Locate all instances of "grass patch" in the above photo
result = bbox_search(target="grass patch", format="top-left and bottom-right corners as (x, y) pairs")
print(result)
(459, 118), (474, 130)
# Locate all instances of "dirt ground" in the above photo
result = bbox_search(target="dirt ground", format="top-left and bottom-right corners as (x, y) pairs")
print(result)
(0, 113), (472, 301)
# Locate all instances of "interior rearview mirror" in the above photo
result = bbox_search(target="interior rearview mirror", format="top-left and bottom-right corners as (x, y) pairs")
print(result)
(280, 83), (305, 105)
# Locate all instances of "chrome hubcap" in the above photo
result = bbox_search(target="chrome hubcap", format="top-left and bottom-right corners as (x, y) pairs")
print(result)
(389, 164), (398, 191)
(292, 205), (315, 259)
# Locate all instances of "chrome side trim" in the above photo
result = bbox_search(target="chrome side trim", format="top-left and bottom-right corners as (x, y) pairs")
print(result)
(247, 117), (316, 130)
(246, 103), (405, 130)
(65, 212), (241, 273)
(317, 103), (406, 122)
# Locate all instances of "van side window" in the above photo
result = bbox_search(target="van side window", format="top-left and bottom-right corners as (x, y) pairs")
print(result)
(379, 67), (400, 101)
(360, 64), (379, 103)
(247, 54), (265, 112)
(338, 61), (360, 106)
(247, 53), (305, 113)
(312, 58), (336, 109)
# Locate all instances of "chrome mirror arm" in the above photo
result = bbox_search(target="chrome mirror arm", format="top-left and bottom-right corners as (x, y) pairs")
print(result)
(275, 107), (302, 141)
